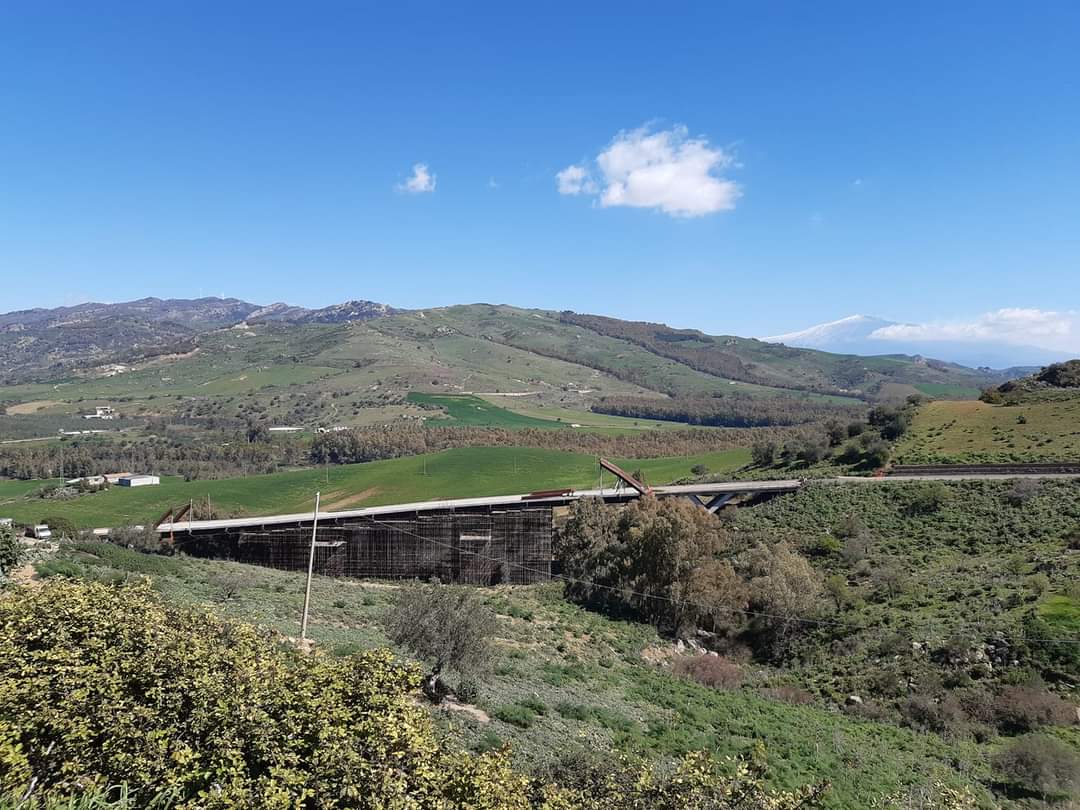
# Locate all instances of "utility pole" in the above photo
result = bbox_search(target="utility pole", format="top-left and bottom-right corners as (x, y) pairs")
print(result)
(300, 491), (321, 641)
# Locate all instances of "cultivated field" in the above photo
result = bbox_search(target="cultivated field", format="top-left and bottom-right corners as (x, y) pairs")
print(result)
(0, 445), (751, 529)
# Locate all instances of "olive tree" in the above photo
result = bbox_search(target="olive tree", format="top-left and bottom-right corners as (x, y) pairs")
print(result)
(384, 581), (496, 701)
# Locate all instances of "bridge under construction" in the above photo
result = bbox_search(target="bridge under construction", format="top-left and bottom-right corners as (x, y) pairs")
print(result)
(157, 477), (802, 586)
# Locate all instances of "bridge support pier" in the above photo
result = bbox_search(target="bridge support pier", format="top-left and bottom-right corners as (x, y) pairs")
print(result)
(682, 492), (736, 513)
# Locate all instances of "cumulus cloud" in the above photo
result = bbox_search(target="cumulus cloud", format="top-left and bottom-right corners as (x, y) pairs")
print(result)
(870, 308), (1080, 353)
(556, 164), (595, 195)
(556, 124), (740, 217)
(397, 163), (436, 194)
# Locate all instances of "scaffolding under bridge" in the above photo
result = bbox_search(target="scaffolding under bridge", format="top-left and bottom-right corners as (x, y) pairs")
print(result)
(175, 506), (554, 585)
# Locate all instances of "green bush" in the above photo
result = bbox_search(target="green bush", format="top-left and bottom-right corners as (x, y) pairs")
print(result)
(455, 677), (481, 704)
(493, 703), (537, 728)
(0, 580), (528, 807)
(0, 526), (20, 577)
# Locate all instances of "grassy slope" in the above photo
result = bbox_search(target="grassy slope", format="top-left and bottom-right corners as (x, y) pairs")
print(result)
(416, 306), (863, 402)
(407, 393), (569, 429)
(0, 446), (751, 528)
(42, 545), (993, 809)
(894, 394), (1080, 463)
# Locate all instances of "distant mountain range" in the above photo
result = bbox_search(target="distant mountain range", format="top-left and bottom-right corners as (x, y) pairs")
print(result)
(0, 297), (1020, 399)
(763, 314), (1064, 370)
(0, 297), (397, 381)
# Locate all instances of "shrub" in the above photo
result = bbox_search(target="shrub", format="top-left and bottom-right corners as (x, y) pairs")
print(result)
(993, 734), (1080, 799)
(0, 526), (20, 576)
(759, 685), (816, 706)
(493, 703), (537, 728)
(904, 482), (949, 515)
(992, 683), (1076, 733)
(108, 525), (162, 552)
(555, 702), (593, 721)
(900, 694), (967, 735)
(1005, 478), (1041, 507)
(455, 677), (481, 704)
(0, 580), (530, 807)
(673, 654), (743, 690)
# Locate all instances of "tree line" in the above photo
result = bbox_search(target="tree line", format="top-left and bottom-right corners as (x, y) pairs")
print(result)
(308, 423), (803, 465)
(590, 394), (859, 428)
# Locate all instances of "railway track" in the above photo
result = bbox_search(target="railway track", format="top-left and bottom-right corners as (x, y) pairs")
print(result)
(887, 462), (1080, 477)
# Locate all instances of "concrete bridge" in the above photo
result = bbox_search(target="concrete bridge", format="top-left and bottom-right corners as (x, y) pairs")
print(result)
(154, 479), (803, 537)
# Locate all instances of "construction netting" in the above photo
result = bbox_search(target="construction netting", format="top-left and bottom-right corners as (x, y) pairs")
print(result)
(175, 507), (553, 585)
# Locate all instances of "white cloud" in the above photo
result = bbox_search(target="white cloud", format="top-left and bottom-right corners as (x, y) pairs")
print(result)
(556, 164), (595, 195)
(557, 124), (740, 217)
(870, 308), (1080, 353)
(397, 163), (436, 194)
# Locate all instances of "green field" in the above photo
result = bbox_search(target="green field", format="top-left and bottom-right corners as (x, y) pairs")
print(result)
(407, 393), (567, 429)
(0, 446), (751, 528)
(912, 383), (982, 399)
(477, 397), (699, 433)
(894, 396), (1080, 463)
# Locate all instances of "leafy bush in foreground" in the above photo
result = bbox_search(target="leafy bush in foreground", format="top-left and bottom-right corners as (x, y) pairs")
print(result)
(0, 580), (525, 808)
(0, 525), (20, 576)
(0, 580), (830, 809)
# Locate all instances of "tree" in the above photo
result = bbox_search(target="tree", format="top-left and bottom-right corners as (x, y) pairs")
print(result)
(384, 581), (496, 700)
(619, 496), (731, 633)
(825, 421), (847, 447)
(824, 574), (850, 611)
(796, 437), (829, 465)
(746, 541), (823, 650)
(751, 441), (777, 468)
(868, 405), (911, 440)
(245, 420), (269, 443)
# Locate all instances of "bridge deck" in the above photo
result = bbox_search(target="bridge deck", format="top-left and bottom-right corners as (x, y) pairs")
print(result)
(155, 480), (802, 535)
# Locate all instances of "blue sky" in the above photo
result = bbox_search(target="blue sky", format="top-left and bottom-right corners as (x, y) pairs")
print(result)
(1, 2), (1078, 350)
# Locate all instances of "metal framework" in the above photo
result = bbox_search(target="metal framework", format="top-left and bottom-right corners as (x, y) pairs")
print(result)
(175, 506), (553, 585)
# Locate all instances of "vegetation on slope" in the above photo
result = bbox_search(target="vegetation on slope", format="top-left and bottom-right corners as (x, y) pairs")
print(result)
(894, 394), (1080, 464)
(0, 578), (844, 809)
(14, 549), (989, 809)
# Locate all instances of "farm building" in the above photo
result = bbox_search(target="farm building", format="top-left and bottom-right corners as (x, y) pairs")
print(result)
(117, 474), (160, 487)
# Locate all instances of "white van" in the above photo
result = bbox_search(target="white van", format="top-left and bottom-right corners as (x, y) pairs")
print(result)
(32, 524), (52, 540)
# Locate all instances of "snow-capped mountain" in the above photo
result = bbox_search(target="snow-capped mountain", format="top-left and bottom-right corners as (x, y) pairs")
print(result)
(763, 315), (1066, 369)
(763, 315), (899, 352)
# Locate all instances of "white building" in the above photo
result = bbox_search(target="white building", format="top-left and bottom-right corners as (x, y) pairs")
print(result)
(117, 475), (160, 487)
(83, 406), (116, 420)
